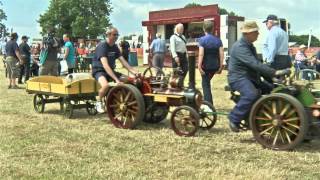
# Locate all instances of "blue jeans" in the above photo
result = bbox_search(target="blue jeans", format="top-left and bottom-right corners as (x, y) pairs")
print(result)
(201, 72), (214, 104)
(228, 79), (261, 124)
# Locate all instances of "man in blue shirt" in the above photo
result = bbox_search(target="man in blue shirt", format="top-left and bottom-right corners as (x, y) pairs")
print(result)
(197, 20), (224, 105)
(262, 14), (291, 70)
(228, 21), (286, 132)
(92, 27), (139, 113)
(149, 33), (167, 74)
(63, 34), (75, 74)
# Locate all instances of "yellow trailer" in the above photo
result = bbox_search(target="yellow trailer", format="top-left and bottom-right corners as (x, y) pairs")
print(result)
(26, 75), (100, 118)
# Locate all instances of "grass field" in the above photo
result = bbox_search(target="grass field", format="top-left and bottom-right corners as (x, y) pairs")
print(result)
(1, 58), (320, 179)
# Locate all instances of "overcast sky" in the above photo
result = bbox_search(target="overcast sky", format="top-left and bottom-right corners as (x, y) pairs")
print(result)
(2, 0), (320, 41)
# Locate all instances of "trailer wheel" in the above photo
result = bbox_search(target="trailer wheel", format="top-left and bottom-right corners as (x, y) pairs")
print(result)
(33, 94), (45, 113)
(198, 101), (217, 129)
(249, 93), (308, 150)
(171, 105), (199, 136)
(106, 84), (145, 129)
(62, 101), (73, 119)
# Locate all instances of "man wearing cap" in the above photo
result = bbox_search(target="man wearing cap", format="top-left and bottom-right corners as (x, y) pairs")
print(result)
(227, 21), (287, 132)
(18, 35), (31, 83)
(295, 44), (311, 79)
(262, 14), (291, 70)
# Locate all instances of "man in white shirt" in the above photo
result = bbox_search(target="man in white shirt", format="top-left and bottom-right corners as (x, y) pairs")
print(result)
(170, 23), (188, 88)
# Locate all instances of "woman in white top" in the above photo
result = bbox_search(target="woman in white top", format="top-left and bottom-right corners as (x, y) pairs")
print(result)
(170, 23), (188, 88)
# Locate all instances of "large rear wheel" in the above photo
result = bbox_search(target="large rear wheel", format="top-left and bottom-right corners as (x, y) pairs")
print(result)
(249, 93), (308, 150)
(106, 84), (145, 129)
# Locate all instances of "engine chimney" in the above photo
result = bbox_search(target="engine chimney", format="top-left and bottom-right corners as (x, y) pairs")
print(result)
(188, 51), (196, 90)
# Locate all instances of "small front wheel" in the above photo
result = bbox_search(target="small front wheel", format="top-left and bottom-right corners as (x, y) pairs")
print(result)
(171, 106), (199, 136)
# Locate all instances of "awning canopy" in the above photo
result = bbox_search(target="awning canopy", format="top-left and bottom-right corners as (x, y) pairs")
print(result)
(142, 16), (215, 26)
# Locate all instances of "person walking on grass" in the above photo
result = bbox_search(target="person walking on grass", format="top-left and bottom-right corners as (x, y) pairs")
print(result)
(5, 32), (24, 89)
(197, 20), (224, 105)
(63, 34), (76, 74)
(18, 35), (31, 84)
(150, 33), (167, 74)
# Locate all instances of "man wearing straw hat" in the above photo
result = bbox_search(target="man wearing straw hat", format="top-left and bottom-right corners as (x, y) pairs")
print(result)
(227, 21), (288, 132)
(262, 14), (291, 70)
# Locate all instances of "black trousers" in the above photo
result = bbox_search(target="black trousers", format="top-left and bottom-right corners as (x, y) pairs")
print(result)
(172, 52), (188, 88)
(18, 57), (30, 82)
(270, 55), (291, 70)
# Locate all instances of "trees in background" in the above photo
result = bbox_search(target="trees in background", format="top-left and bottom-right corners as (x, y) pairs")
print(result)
(289, 35), (320, 47)
(184, 3), (237, 16)
(38, 0), (112, 39)
(0, 1), (7, 38)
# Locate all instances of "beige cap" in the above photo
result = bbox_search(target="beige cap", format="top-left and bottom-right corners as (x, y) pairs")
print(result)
(299, 44), (307, 49)
(241, 21), (259, 33)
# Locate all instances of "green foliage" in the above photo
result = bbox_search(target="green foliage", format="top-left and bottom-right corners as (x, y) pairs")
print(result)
(289, 35), (320, 47)
(184, 2), (237, 16)
(219, 7), (236, 16)
(184, 3), (201, 8)
(0, 0), (7, 38)
(38, 0), (112, 39)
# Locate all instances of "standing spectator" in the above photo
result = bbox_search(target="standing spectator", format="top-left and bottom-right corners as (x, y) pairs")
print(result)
(92, 27), (139, 113)
(18, 35), (31, 83)
(5, 32), (24, 89)
(31, 43), (41, 76)
(119, 38), (130, 62)
(150, 33), (166, 74)
(262, 14), (291, 70)
(63, 34), (75, 74)
(197, 20), (224, 105)
(39, 29), (60, 76)
(295, 44), (311, 80)
(170, 23), (188, 88)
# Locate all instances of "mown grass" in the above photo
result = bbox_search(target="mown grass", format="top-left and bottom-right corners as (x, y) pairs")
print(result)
(1, 58), (320, 179)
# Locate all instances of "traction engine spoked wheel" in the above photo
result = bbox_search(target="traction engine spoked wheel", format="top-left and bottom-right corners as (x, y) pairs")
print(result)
(171, 105), (200, 136)
(106, 84), (145, 129)
(249, 93), (308, 150)
(33, 94), (45, 113)
(142, 67), (166, 81)
(142, 67), (153, 79)
(198, 101), (217, 129)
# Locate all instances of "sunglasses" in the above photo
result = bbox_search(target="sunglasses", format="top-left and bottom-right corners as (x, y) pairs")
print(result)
(112, 33), (119, 37)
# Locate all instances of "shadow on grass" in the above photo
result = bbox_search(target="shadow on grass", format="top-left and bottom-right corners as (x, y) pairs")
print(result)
(136, 119), (228, 136)
(43, 109), (109, 120)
